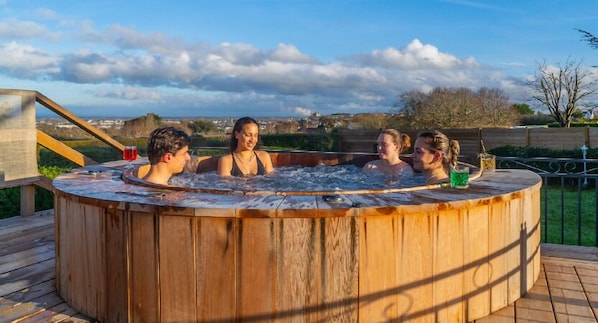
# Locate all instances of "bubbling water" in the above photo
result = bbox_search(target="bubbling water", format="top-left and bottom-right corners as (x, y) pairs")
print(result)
(169, 165), (426, 192)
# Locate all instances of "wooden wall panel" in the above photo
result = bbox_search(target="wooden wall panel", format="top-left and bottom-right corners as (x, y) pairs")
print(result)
(237, 218), (276, 320)
(464, 205), (490, 320)
(159, 215), (197, 322)
(67, 201), (86, 312)
(433, 209), (464, 322)
(506, 199), (523, 304)
(488, 203), (508, 312)
(276, 218), (320, 321)
(525, 187), (542, 292)
(481, 128), (528, 149)
(196, 217), (236, 321)
(528, 128), (586, 150)
(81, 204), (105, 320)
(104, 209), (128, 323)
(130, 213), (158, 322)
(359, 215), (399, 321)
(319, 216), (359, 322)
(398, 213), (434, 322)
(589, 127), (598, 147)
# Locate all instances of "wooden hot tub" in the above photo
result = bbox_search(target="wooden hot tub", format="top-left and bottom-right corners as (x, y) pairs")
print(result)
(52, 151), (542, 322)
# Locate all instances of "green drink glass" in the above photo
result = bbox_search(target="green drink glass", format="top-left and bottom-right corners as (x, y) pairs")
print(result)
(450, 165), (469, 188)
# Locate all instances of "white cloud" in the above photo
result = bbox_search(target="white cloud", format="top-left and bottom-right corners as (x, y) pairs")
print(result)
(356, 39), (479, 70)
(0, 42), (59, 75)
(270, 43), (318, 64)
(294, 107), (312, 116)
(94, 85), (161, 101)
(36, 8), (59, 20)
(0, 18), (50, 39)
(0, 17), (531, 117)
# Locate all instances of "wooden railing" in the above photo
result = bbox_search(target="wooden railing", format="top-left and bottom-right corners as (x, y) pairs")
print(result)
(35, 91), (126, 164)
(0, 89), (126, 215)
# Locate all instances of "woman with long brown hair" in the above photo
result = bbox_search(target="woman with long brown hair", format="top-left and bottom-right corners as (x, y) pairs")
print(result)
(217, 116), (275, 177)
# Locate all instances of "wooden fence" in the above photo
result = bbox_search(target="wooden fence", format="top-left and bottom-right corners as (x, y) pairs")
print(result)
(338, 127), (595, 164)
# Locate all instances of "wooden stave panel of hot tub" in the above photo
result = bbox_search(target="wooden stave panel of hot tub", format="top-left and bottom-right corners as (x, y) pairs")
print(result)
(53, 156), (541, 322)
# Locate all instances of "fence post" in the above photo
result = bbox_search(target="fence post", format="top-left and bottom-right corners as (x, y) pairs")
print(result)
(20, 185), (35, 216)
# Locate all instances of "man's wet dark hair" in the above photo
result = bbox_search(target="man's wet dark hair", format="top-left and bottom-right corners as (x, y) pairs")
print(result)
(146, 126), (191, 164)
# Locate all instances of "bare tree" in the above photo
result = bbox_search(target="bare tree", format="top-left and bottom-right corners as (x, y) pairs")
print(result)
(577, 29), (598, 50)
(529, 59), (597, 127)
(352, 112), (391, 129)
(392, 87), (516, 129)
(478, 87), (518, 127)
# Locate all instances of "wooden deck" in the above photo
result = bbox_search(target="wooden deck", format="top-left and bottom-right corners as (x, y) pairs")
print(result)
(1, 211), (597, 323)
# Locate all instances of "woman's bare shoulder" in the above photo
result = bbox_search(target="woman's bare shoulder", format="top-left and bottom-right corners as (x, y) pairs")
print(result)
(219, 154), (233, 162)
(256, 150), (272, 160)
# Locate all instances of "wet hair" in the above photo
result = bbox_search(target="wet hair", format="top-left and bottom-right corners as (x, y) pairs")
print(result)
(417, 130), (460, 173)
(228, 116), (262, 152)
(379, 129), (411, 153)
(146, 126), (191, 164)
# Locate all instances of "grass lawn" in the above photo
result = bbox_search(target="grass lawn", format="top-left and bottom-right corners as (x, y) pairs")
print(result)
(541, 184), (598, 246)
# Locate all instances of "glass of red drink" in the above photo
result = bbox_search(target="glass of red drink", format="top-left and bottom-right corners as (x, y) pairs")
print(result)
(123, 145), (138, 169)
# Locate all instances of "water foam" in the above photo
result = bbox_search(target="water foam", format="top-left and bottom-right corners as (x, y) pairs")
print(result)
(170, 165), (425, 192)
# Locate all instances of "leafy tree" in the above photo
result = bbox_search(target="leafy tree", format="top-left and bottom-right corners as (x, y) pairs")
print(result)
(527, 59), (597, 128)
(512, 103), (534, 115)
(188, 119), (217, 135)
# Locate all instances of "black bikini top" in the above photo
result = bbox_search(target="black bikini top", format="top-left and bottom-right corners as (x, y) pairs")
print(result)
(230, 152), (265, 176)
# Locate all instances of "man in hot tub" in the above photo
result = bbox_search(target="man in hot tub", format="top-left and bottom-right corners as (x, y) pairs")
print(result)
(142, 126), (191, 185)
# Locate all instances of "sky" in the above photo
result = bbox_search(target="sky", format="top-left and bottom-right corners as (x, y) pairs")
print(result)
(1, 0), (598, 118)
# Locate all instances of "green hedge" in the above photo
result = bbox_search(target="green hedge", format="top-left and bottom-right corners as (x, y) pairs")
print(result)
(261, 133), (336, 151)
(547, 121), (598, 127)
(489, 145), (598, 159)
(0, 165), (71, 219)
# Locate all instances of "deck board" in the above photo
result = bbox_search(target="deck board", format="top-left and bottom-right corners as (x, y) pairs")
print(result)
(1, 211), (598, 322)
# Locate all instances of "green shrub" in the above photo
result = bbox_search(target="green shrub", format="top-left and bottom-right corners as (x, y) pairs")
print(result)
(519, 114), (553, 126)
(489, 145), (598, 159)
(261, 134), (336, 151)
(0, 165), (71, 219)
(0, 188), (19, 219)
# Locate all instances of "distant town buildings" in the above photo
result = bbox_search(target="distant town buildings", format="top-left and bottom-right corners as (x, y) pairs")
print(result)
(37, 118), (125, 129)
(37, 112), (372, 138)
